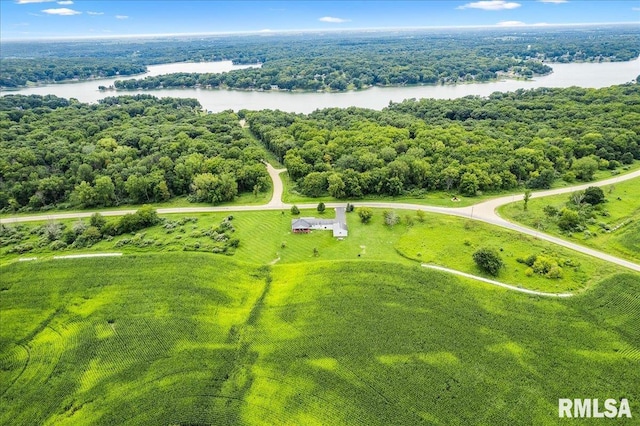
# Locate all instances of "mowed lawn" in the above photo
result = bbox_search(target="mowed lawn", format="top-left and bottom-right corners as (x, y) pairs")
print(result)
(1, 255), (639, 425)
(3, 208), (634, 292)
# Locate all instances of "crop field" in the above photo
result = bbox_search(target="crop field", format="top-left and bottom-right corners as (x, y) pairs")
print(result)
(1, 255), (639, 424)
(499, 177), (640, 263)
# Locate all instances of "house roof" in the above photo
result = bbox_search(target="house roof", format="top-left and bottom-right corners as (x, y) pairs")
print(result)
(291, 218), (313, 229)
(291, 207), (348, 237)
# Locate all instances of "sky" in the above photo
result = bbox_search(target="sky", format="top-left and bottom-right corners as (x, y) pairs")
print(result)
(1, 0), (639, 40)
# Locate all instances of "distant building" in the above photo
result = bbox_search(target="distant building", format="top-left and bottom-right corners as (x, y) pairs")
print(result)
(291, 207), (348, 238)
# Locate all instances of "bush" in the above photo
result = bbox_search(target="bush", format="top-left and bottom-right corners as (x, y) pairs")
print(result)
(357, 207), (373, 224)
(383, 210), (400, 227)
(583, 186), (605, 206)
(558, 208), (581, 232)
(74, 226), (102, 248)
(90, 213), (106, 229)
(290, 205), (300, 215)
(117, 206), (160, 234)
(49, 240), (67, 251)
(473, 248), (504, 276)
(543, 205), (559, 218)
(317, 202), (326, 213)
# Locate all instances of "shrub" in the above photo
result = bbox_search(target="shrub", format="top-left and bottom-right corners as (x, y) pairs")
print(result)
(43, 221), (64, 242)
(583, 186), (605, 206)
(416, 210), (426, 223)
(472, 248), (504, 276)
(74, 226), (102, 248)
(357, 207), (373, 224)
(49, 240), (67, 251)
(543, 205), (559, 218)
(317, 202), (326, 213)
(90, 213), (106, 229)
(383, 210), (400, 227)
(404, 215), (414, 226)
(290, 205), (300, 215)
(558, 208), (581, 232)
(117, 206), (160, 234)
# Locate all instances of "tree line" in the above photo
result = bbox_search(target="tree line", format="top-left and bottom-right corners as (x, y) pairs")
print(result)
(2, 27), (638, 90)
(1, 83), (638, 212)
(246, 84), (639, 198)
(0, 94), (270, 212)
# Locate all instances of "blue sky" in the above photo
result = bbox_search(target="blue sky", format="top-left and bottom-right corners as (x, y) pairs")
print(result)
(1, 1), (639, 40)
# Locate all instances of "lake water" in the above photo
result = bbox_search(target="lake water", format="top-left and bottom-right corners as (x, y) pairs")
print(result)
(2, 58), (639, 114)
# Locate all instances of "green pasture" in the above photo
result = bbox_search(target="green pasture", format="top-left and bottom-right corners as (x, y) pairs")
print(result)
(499, 177), (640, 262)
(1, 255), (638, 425)
(2, 208), (635, 293)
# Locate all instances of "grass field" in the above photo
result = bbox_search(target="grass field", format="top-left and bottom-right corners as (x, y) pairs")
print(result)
(1, 255), (638, 424)
(2, 208), (634, 292)
(498, 177), (640, 263)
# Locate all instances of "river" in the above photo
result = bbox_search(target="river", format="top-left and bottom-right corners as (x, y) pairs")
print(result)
(2, 58), (638, 114)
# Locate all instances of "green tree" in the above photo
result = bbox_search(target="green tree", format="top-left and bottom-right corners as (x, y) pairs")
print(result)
(72, 181), (97, 207)
(317, 202), (326, 213)
(327, 173), (346, 199)
(583, 186), (605, 205)
(301, 172), (328, 197)
(191, 173), (238, 204)
(473, 248), (504, 276)
(291, 205), (300, 215)
(94, 176), (116, 206)
(459, 172), (479, 196)
(523, 189), (532, 211)
(571, 157), (598, 181)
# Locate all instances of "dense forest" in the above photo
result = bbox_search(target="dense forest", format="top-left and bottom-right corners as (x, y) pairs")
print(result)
(2, 26), (638, 90)
(246, 84), (639, 198)
(1, 83), (638, 212)
(0, 95), (271, 211)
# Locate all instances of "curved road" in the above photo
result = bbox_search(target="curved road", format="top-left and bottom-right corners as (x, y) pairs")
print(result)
(2, 165), (639, 273)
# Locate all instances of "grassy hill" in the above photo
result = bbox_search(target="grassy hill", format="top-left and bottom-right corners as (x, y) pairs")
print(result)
(1, 254), (638, 424)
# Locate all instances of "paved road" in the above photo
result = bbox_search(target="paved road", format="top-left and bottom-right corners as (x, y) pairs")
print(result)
(2, 165), (639, 273)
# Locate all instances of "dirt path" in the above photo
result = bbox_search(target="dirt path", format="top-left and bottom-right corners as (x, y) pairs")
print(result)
(264, 162), (287, 208)
(422, 264), (574, 298)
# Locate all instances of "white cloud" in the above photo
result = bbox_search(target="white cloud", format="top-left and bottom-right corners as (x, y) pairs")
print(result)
(496, 20), (526, 26)
(87, 11), (104, 15)
(457, 1), (521, 10)
(41, 7), (81, 15)
(115, 15), (129, 20)
(319, 16), (351, 23)
(16, 0), (56, 4)
(538, 0), (568, 3)
(57, 0), (73, 4)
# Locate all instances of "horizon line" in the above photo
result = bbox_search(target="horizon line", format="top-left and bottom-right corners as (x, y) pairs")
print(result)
(1, 21), (638, 43)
